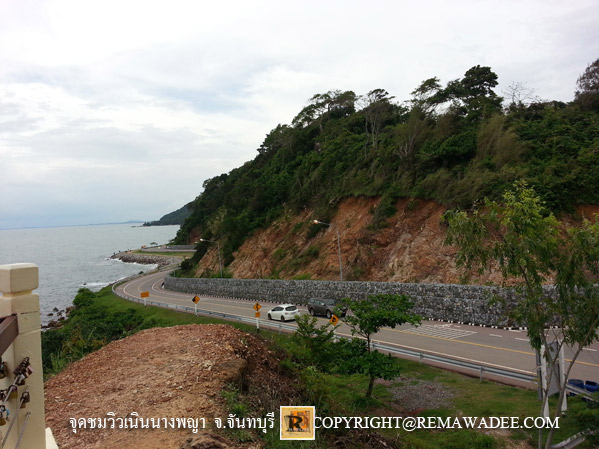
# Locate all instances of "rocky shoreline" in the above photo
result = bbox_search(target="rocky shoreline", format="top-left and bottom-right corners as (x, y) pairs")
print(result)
(110, 250), (182, 267)
(42, 251), (182, 330)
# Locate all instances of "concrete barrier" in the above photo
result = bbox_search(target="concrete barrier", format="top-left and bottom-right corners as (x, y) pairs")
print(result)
(0, 263), (55, 448)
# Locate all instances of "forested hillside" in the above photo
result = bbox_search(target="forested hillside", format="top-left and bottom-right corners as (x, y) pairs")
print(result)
(144, 203), (191, 226)
(174, 60), (599, 274)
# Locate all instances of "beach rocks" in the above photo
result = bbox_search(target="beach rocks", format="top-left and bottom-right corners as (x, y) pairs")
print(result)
(111, 251), (181, 267)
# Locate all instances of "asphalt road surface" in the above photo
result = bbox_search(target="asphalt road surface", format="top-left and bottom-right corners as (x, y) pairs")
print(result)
(115, 270), (599, 388)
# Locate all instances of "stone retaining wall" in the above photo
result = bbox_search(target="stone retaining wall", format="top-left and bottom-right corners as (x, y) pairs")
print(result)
(165, 276), (523, 327)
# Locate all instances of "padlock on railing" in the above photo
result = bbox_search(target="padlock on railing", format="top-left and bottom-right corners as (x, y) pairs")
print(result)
(19, 391), (30, 409)
(0, 406), (6, 426)
(0, 358), (6, 380)
(13, 357), (32, 386)
(7, 385), (17, 400)
(14, 374), (25, 387)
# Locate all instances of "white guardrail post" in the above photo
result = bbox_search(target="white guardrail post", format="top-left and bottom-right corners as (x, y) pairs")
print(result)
(0, 264), (50, 449)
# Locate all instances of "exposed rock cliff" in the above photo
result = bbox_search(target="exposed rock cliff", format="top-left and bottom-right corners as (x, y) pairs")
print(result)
(194, 197), (599, 285)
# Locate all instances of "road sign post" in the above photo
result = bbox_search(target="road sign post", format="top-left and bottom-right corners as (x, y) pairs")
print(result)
(192, 295), (200, 316)
(253, 303), (262, 333)
(141, 291), (149, 307)
(330, 314), (339, 341)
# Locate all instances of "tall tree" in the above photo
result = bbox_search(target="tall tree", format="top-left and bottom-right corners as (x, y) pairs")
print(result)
(460, 65), (503, 120)
(410, 77), (443, 115)
(292, 90), (356, 131)
(440, 65), (503, 122)
(502, 81), (541, 111)
(258, 124), (292, 156)
(445, 182), (599, 449)
(394, 107), (431, 172)
(360, 89), (395, 151)
(574, 58), (599, 110)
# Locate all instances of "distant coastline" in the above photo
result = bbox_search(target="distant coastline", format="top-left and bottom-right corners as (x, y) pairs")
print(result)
(111, 251), (182, 268)
(0, 221), (146, 231)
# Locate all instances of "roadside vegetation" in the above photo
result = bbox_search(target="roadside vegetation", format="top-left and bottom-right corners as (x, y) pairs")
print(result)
(446, 182), (599, 448)
(40, 286), (256, 378)
(42, 287), (597, 448)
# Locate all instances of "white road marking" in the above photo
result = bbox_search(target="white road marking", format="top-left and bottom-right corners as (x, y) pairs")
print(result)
(516, 338), (530, 342)
(402, 325), (476, 340)
(583, 348), (597, 352)
(490, 334), (503, 338)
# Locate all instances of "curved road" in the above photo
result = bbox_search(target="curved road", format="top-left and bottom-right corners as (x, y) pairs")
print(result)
(115, 270), (599, 386)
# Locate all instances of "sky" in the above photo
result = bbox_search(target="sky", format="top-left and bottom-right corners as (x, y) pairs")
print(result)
(0, 0), (597, 229)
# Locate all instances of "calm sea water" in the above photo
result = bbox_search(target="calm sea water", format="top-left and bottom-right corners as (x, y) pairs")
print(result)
(0, 223), (179, 323)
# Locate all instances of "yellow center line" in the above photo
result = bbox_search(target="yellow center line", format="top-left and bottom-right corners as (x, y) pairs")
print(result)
(386, 327), (534, 355)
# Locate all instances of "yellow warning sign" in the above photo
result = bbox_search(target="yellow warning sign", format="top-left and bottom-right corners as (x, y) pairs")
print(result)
(253, 302), (261, 311)
(140, 291), (149, 298)
(192, 295), (200, 304)
(329, 314), (339, 326)
(255, 311), (261, 318)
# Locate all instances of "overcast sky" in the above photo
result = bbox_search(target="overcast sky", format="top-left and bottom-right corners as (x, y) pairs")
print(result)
(0, 0), (597, 229)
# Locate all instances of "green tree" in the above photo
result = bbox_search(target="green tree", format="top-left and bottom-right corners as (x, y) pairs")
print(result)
(442, 65), (503, 121)
(394, 107), (432, 172)
(445, 182), (599, 449)
(337, 294), (422, 397)
(292, 90), (356, 131)
(360, 89), (396, 151)
(410, 77), (443, 115)
(291, 314), (336, 369)
(574, 58), (599, 111)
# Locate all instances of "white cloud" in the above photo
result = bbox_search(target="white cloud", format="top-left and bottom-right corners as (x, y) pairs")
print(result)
(0, 0), (597, 228)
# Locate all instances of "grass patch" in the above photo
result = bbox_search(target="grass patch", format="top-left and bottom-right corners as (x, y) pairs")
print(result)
(41, 286), (257, 378)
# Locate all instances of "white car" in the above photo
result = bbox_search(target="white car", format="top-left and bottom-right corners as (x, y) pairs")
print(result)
(267, 304), (300, 322)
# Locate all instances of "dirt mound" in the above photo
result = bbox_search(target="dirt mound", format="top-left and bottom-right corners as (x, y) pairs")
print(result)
(45, 325), (291, 449)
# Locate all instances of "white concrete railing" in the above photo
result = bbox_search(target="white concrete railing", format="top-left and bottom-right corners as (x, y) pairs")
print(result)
(0, 264), (56, 449)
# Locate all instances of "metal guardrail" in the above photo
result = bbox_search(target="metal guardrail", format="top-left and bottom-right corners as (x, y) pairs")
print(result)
(112, 289), (298, 333)
(371, 341), (536, 384)
(565, 383), (599, 403)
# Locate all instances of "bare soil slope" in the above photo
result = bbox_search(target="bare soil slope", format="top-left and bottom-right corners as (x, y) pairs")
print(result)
(45, 325), (291, 449)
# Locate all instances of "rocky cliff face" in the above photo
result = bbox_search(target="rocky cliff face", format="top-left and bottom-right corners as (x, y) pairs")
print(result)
(194, 197), (599, 285)
(194, 197), (482, 283)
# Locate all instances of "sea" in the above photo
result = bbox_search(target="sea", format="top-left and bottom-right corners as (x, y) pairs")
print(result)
(0, 223), (179, 323)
